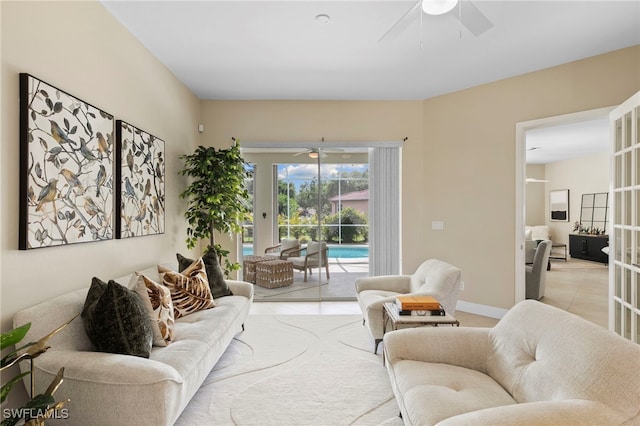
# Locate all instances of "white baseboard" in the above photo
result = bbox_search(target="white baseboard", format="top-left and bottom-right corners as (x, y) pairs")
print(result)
(456, 300), (509, 319)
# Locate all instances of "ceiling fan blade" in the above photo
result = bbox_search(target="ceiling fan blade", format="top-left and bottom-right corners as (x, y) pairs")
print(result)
(455, 0), (493, 37)
(292, 151), (307, 157)
(378, 0), (422, 44)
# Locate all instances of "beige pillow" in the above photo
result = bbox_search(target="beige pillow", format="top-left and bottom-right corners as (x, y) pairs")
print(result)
(158, 258), (216, 319)
(131, 273), (175, 346)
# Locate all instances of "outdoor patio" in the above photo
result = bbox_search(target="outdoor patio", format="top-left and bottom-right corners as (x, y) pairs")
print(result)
(251, 258), (368, 301)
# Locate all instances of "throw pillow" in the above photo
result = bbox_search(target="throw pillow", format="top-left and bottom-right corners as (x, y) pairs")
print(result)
(177, 250), (232, 298)
(131, 273), (175, 346)
(81, 277), (153, 358)
(159, 258), (216, 318)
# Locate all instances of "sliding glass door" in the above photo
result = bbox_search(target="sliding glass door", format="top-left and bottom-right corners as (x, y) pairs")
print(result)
(239, 142), (401, 302)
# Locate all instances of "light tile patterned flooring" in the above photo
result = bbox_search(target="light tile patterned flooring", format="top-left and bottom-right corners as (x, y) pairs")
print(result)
(251, 258), (608, 329)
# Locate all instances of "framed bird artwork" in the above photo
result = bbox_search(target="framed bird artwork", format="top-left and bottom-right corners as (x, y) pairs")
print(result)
(19, 73), (115, 249)
(115, 121), (165, 239)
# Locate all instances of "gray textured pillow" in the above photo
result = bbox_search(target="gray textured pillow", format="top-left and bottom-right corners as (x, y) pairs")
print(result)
(81, 277), (153, 358)
(177, 250), (232, 298)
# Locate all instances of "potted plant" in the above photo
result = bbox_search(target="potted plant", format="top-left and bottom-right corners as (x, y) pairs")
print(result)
(1, 315), (77, 425)
(179, 139), (251, 277)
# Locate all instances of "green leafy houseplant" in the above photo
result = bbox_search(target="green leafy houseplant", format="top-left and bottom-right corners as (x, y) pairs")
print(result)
(1, 315), (77, 425)
(179, 140), (251, 277)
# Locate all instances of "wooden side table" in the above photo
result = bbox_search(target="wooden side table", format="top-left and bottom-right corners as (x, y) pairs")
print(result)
(380, 302), (460, 359)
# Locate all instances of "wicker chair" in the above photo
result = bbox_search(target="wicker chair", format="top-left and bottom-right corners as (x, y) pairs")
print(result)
(264, 238), (300, 260)
(287, 241), (330, 282)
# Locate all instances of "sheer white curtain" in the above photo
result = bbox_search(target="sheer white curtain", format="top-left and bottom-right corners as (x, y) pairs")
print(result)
(368, 147), (401, 276)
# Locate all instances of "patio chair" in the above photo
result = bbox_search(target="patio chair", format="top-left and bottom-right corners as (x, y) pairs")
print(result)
(288, 241), (330, 282)
(264, 238), (300, 260)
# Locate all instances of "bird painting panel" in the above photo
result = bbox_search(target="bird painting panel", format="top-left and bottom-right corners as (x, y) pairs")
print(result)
(116, 121), (165, 239)
(19, 74), (115, 249)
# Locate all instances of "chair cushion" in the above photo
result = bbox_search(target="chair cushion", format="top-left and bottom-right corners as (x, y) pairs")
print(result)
(281, 238), (299, 251)
(391, 360), (517, 425)
(530, 225), (550, 241)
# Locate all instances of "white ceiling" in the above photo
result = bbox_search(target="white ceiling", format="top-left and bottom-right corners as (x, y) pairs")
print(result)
(526, 118), (610, 164)
(100, 0), (640, 101)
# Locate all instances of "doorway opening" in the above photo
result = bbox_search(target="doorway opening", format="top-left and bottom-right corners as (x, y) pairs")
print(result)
(515, 106), (614, 321)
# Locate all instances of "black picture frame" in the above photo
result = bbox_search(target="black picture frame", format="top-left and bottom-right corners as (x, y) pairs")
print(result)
(19, 73), (115, 249)
(550, 189), (570, 222)
(115, 120), (165, 239)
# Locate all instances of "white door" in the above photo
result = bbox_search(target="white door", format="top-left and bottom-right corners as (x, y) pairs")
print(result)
(609, 91), (640, 342)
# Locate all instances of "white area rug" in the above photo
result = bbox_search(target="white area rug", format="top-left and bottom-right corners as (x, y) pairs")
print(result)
(174, 315), (402, 426)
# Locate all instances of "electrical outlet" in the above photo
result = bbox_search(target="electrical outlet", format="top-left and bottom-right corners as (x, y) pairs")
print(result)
(431, 221), (444, 230)
(460, 282), (465, 291)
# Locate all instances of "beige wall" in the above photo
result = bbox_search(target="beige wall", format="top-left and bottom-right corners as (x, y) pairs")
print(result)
(200, 101), (424, 266)
(526, 164), (546, 225)
(545, 152), (610, 245)
(1, 0), (199, 343)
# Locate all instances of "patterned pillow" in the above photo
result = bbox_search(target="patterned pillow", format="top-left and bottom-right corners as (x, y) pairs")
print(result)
(81, 277), (153, 358)
(131, 273), (175, 346)
(158, 258), (216, 319)
(177, 250), (232, 298)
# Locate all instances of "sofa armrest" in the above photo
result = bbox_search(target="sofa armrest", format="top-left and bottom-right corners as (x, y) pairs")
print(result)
(438, 400), (628, 426)
(23, 349), (182, 385)
(384, 327), (491, 373)
(355, 275), (411, 293)
(226, 280), (254, 300)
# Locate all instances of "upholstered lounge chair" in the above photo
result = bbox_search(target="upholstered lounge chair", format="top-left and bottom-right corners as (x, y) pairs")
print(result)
(287, 241), (330, 282)
(526, 239), (552, 300)
(355, 259), (462, 353)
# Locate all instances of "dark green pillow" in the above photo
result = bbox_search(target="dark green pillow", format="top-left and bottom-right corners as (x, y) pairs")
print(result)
(81, 277), (153, 358)
(177, 250), (232, 299)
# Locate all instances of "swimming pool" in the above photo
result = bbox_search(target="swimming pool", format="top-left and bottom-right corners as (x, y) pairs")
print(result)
(242, 245), (368, 259)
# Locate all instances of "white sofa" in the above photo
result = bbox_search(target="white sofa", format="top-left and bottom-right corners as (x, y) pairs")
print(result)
(384, 300), (640, 426)
(525, 225), (550, 263)
(13, 265), (253, 425)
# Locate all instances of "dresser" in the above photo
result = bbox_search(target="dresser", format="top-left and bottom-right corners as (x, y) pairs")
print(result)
(569, 234), (609, 263)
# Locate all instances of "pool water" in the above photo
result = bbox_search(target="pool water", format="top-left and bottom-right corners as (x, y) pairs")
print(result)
(242, 245), (368, 258)
(327, 246), (369, 258)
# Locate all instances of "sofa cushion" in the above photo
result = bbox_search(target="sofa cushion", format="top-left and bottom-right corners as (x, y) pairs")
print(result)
(159, 259), (216, 319)
(131, 273), (175, 346)
(177, 250), (232, 299)
(390, 360), (517, 425)
(81, 277), (153, 358)
(487, 300), (640, 421)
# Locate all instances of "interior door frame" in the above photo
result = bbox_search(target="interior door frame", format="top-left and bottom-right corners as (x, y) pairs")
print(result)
(514, 106), (615, 303)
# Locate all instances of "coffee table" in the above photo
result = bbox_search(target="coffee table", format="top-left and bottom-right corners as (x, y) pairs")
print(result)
(381, 302), (460, 361)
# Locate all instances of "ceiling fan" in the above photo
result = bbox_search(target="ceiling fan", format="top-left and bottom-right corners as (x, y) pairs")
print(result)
(378, 0), (494, 44)
(526, 178), (550, 184)
(292, 147), (344, 159)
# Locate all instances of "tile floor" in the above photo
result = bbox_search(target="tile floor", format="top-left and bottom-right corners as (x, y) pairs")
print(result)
(250, 257), (609, 329)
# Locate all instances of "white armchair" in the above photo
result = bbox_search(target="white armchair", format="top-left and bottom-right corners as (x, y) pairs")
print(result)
(355, 259), (462, 353)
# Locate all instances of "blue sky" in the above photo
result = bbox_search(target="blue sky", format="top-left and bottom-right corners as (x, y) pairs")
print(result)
(277, 163), (368, 183)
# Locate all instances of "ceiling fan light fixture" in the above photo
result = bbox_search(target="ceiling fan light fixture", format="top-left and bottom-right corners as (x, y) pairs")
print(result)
(422, 0), (459, 16)
(308, 151), (319, 159)
(315, 14), (331, 24)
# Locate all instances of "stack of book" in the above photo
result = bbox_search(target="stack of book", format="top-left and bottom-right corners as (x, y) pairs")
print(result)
(395, 295), (445, 316)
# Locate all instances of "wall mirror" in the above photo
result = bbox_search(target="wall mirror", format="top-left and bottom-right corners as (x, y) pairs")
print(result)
(579, 192), (608, 234)
(550, 189), (569, 221)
